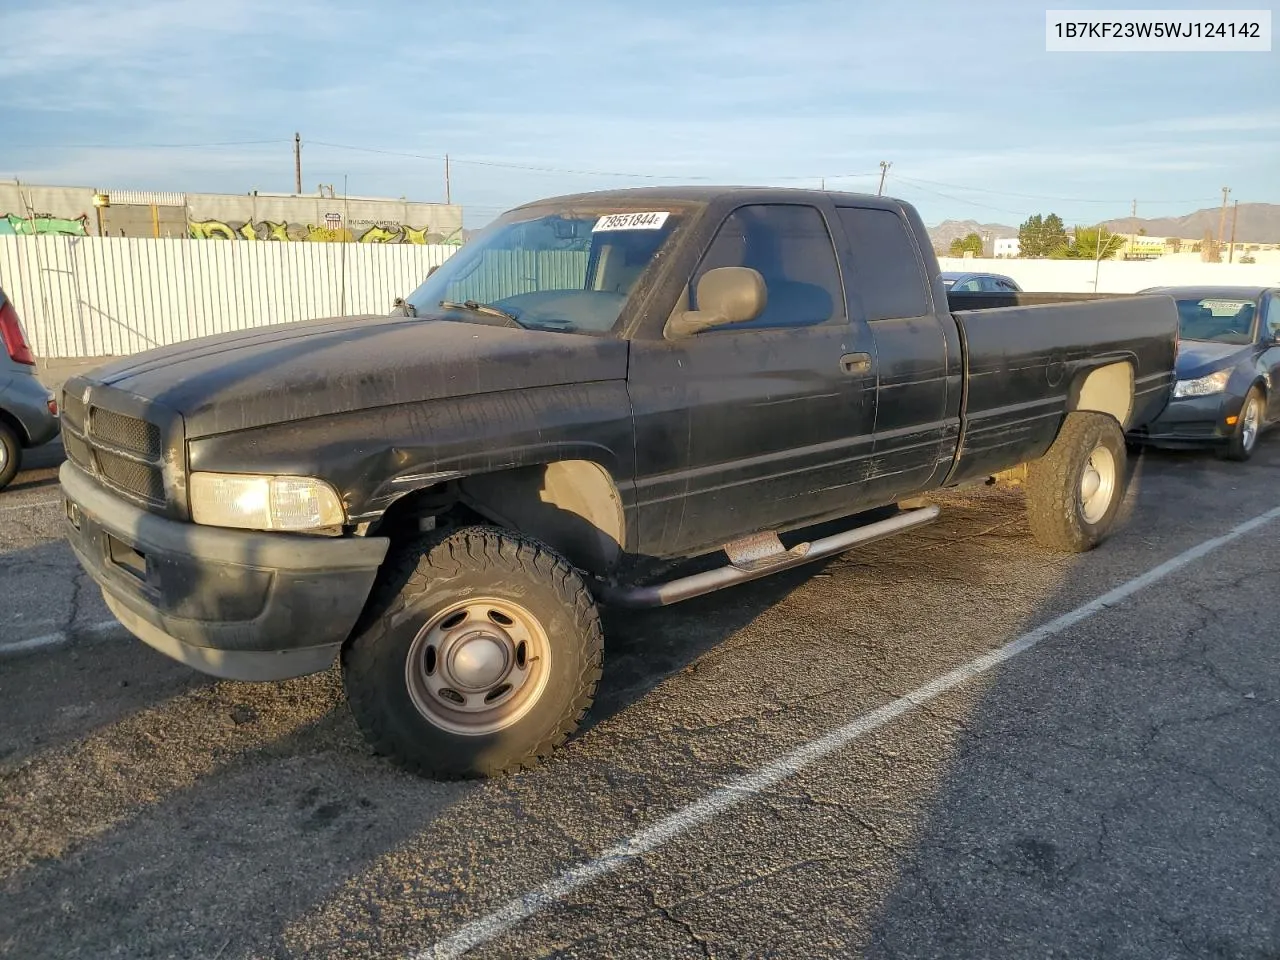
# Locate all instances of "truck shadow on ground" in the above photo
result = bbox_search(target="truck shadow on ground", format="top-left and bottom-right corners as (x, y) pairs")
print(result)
(0, 528), (834, 960)
(3, 440), (1271, 959)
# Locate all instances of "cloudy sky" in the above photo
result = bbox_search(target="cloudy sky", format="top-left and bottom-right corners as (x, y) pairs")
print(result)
(2, 0), (1276, 227)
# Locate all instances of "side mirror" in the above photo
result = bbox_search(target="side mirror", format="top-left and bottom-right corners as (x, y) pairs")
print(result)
(390, 297), (416, 317)
(667, 267), (767, 337)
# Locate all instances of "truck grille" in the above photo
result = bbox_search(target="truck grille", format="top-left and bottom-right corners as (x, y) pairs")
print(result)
(62, 401), (168, 508)
(91, 408), (162, 459)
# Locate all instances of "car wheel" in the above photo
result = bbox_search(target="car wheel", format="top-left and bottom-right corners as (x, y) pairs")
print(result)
(341, 525), (603, 779)
(1222, 387), (1264, 462)
(1026, 411), (1127, 553)
(0, 421), (22, 490)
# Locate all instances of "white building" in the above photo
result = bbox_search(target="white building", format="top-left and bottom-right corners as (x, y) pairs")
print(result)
(993, 237), (1020, 258)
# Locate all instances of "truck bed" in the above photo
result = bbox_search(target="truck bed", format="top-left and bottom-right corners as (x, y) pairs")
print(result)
(942, 292), (1179, 485)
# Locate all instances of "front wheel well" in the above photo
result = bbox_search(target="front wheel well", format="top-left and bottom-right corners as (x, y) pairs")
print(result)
(366, 460), (626, 577)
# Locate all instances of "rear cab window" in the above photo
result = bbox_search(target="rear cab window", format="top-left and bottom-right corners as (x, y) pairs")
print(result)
(836, 207), (932, 321)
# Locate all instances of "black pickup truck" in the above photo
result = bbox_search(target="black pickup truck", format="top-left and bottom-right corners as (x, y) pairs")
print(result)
(59, 187), (1179, 778)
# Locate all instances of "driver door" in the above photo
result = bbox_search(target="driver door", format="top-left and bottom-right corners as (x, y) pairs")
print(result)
(627, 202), (879, 559)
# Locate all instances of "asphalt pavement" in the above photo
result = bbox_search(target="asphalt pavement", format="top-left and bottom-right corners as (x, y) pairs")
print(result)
(1, 436), (1277, 959)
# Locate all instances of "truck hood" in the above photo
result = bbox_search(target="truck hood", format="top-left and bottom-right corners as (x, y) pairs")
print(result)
(86, 314), (629, 438)
(1174, 339), (1252, 379)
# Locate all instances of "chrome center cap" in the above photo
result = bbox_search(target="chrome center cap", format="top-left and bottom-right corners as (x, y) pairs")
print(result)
(448, 633), (510, 690)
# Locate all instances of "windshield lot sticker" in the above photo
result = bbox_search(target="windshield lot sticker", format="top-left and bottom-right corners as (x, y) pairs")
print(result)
(593, 212), (670, 231)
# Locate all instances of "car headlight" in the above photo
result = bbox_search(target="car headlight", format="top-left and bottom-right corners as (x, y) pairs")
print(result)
(1173, 370), (1231, 398)
(189, 473), (345, 532)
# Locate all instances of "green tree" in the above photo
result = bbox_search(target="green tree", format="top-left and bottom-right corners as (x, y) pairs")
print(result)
(1017, 212), (1068, 258)
(1049, 225), (1124, 260)
(948, 232), (984, 257)
(1043, 214), (1068, 255)
(1017, 214), (1045, 257)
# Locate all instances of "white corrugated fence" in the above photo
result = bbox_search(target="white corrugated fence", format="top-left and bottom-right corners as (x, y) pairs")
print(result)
(5, 236), (1278, 361)
(0, 236), (456, 359)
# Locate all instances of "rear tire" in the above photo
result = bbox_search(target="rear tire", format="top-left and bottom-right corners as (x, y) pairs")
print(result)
(341, 525), (603, 779)
(1221, 386), (1264, 462)
(1026, 412), (1127, 553)
(0, 422), (22, 491)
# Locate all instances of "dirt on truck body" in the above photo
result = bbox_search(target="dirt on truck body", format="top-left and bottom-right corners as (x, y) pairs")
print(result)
(59, 186), (1180, 778)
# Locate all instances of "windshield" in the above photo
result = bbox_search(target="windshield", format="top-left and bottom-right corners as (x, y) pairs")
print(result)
(404, 209), (684, 334)
(1176, 296), (1258, 345)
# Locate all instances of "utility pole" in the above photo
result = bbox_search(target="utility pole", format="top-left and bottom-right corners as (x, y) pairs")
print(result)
(1228, 199), (1239, 263)
(877, 161), (891, 196)
(1129, 198), (1137, 259)
(1094, 221), (1104, 292)
(1217, 186), (1230, 246)
(294, 133), (302, 195)
(445, 154), (452, 205)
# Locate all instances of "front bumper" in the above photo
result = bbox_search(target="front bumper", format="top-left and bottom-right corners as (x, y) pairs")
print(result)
(1126, 392), (1239, 448)
(60, 461), (389, 681)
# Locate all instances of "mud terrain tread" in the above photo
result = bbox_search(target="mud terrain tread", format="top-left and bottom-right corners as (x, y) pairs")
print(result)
(1026, 411), (1126, 553)
(341, 525), (603, 779)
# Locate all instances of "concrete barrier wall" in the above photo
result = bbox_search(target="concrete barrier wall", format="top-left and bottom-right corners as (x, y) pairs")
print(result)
(0, 236), (456, 359)
(937, 256), (1280, 293)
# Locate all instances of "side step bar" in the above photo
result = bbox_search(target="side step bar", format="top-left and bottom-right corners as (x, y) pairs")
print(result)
(597, 505), (941, 608)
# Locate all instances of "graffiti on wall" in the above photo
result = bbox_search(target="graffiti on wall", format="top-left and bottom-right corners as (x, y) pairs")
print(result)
(0, 212), (89, 236)
(187, 218), (462, 244)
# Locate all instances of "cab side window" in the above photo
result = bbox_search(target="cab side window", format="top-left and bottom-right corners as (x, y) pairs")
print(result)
(692, 204), (842, 329)
(836, 207), (931, 320)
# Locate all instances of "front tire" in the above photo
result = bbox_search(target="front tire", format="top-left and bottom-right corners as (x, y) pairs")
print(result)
(1026, 412), (1127, 553)
(1221, 386), (1264, 462)
(341, 526), (603, 779)
(0, 421), (22, 491)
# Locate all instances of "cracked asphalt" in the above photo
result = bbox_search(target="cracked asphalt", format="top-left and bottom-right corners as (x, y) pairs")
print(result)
(1, 435), (1278, 959)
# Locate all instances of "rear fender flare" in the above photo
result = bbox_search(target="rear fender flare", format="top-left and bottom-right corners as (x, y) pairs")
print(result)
(1068, 360), (1135, 430)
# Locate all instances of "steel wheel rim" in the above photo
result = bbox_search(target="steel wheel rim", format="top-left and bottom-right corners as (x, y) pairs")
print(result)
(0, 442), (7, 471)
(1079, 444), (1117, 525)
(404, 597), (551, 736)
(1241, 398), (1260, 451)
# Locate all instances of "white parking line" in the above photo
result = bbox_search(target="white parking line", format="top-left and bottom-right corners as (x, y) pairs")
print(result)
(0, 619), (124, 657)
(417, 503), (1280, 960)
(0, 497), (61, 516)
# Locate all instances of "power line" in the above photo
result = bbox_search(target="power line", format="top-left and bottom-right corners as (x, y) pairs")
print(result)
(892, 174), (1220, 206)
(5, 138), (289, 149)
(310, 140), (879, 183)
(309, 141), (712, 180)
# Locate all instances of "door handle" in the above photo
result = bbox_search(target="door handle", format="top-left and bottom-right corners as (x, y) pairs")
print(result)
(840, 352), (872, 375)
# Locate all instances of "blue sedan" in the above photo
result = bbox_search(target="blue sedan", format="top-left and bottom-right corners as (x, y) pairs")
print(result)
(939, 271), (1022, 293)
(1127, 285), (1280, 461)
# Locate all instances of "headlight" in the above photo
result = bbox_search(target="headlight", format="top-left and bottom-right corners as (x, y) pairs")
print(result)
(1173, 370), (1231, 398)
(189, 473), (345, 532)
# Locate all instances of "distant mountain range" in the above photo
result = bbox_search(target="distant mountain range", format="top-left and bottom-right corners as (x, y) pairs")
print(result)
(926, 219), (1018, 251)
(927, 202), (1280, 250)
(1100, 203), (1280, 244)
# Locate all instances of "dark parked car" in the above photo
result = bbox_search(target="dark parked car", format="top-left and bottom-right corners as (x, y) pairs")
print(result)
(1127, 285), (1280, 461)
(0, 286), (60, 489)
(60, 187), (1178, 778)
(940, 271), (1022, 293)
